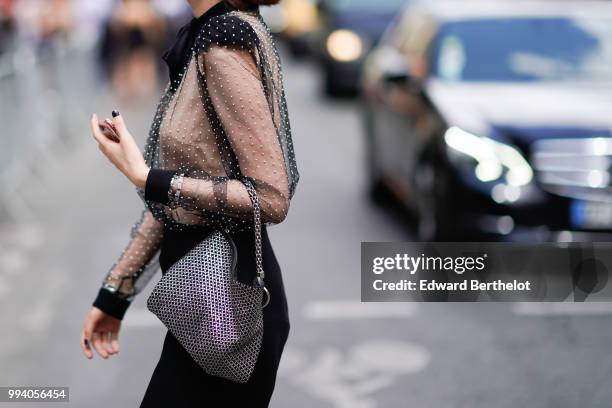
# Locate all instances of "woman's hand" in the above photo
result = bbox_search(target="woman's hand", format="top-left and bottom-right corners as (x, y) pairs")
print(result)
(90, 111), (150, 189)
(80, 306), (121, 359)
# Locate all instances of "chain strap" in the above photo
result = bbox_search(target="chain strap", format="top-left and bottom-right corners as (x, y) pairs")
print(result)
(243, 179), (269, 308)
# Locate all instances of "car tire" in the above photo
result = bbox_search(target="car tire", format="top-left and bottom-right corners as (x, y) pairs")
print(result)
(287, 38), (310, 59)
(415, 161), (456, 241)
(364, 107), (389, 204)
(324, 71), (342, 97)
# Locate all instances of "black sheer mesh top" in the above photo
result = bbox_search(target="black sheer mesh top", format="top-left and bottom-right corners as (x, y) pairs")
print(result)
(92, 3), (299, 319)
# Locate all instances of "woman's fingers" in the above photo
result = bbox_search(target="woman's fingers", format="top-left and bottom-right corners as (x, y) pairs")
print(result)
(102, 331), (115, 355)
(110, 331), (120, 354)
(110, 111), (138, 149)
(80, 328), (93, 359)
(81, 309), (119, 360)
(91, 111), (146, 187)
(110, 110), (128, 137)
(81, 315), (94, 359)
(90, 114), (107, 145)
(91, 332), (109, 359)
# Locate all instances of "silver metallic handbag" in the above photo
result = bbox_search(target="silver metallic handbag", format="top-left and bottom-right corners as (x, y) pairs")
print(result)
(146, 180), (270, 383)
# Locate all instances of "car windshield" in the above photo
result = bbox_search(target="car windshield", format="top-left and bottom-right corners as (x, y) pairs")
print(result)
(333, 0), (408, 13)
(431, 17), (612, 83)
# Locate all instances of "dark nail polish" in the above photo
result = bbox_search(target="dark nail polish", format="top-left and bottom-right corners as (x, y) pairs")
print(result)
(112, 110), (120, 118)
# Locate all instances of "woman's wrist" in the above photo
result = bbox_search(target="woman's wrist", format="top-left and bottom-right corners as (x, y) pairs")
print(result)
(144, 168), (178, 205)
(131, 165), (150, 190)
(92, 287), (130, 320)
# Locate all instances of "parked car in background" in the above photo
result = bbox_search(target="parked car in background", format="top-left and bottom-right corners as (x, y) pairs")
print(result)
(315, 0), (407, 96)
(361, 1), (612, 241)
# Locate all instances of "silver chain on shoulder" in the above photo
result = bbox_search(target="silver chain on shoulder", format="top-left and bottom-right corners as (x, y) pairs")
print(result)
(243, 179), (269, 307)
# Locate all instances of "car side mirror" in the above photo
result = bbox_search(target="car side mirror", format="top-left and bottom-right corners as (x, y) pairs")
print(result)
(381, 66), (424, 94)
(381, 68), (410, 85)
(378, 48), (422, 91)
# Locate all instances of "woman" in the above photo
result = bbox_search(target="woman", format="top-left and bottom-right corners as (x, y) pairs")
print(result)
(79, 0), (299, 406)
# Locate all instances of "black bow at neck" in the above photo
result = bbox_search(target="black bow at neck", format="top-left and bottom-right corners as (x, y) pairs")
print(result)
(162, 1), (232, 85)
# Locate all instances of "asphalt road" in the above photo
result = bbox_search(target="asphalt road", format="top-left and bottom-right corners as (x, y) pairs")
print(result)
(1, 49), (612, 408)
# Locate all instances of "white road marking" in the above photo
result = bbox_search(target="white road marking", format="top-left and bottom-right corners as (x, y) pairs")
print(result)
(125, 300), (418, 329)
(277, 346), (309, 376)
(0, 249), (28, 274)
(122, 308), (162, 328)
(513, 302), (612, 316)
(281, 340), (430, 408)
(0, 223), (44, 280)
(0, 224), (44, 298)
(349, 340), (430, 374)
(303, 300), (418, 321)
(12, 224), (44, 250)
(0, 275), (9, 297)
(21, 267), (68, 332)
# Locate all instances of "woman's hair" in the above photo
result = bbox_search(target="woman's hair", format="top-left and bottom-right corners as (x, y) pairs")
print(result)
(224, 0), (281, 9)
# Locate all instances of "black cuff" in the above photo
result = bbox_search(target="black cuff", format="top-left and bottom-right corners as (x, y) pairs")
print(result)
(92, 288), (131, 320)
(144, 169), (177, 205)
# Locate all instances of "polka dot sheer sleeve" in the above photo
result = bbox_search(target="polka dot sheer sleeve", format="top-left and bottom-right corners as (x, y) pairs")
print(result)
(92, 209), (163, 319)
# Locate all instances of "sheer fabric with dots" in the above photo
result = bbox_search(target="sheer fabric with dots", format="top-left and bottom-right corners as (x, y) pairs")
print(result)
(98, 8), (299, 302)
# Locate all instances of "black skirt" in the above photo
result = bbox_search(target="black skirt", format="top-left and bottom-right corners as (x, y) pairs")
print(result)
(140, 225), (290, 408)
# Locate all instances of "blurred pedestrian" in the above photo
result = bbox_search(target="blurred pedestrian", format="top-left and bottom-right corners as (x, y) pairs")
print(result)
(38, 0), (73, 42)
(80, 0), (300, 407)
(99, 0), (167, 101)
(0, 0), (16, 55)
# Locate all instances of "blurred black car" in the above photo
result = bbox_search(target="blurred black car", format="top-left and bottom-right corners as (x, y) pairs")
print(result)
(315, 0), (407, 96)
(362, 1), (612, 241)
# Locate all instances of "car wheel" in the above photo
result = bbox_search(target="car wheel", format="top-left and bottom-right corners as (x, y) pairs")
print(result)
(415, 162), (455, 241)
(364, 108), (388, 204)
(324, 72), (341, 97)
(287, 38), (310, 59)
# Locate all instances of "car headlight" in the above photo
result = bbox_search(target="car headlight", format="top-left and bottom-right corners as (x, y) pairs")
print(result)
(444, 126), (533, 187)
(326, 29), (363, 62)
